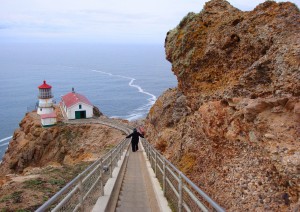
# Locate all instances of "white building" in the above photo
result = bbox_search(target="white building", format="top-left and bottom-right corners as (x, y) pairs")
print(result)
(37, 80), (57, 127)
(61, 88), (93, 120)
(41, 112), (57, 127)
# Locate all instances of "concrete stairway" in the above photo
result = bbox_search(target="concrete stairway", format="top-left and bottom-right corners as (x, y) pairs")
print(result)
(116, 145), (160, 212)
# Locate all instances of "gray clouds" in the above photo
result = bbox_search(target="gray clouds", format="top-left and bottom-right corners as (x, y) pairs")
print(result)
(0, 0), (299, 43)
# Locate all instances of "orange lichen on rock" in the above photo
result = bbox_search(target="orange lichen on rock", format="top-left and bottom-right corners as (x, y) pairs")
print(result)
(146, 0), (300, 211)
(0, 112), (124, 175)
(0, 111), (125, 210)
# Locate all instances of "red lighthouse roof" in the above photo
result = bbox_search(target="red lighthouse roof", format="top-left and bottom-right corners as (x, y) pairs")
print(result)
(38, 80), (52, 89)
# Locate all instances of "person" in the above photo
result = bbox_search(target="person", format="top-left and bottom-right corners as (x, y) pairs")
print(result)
(126, 128), (144, 152)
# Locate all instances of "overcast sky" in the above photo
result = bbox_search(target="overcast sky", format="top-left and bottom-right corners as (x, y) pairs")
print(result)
(0, 0), (299, 44)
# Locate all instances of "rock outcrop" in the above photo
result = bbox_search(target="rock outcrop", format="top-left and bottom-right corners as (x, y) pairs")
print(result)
(0, 110), (125, 210)
(145, 0), (300, 211)
(0, 112), (124, 174)
(93, 105), (103, 117)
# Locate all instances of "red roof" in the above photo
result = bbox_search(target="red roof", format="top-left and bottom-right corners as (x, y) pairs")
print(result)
(41, 112), (57, 119)
(61, 92), (93, 108)
(38, 80), (52, 89)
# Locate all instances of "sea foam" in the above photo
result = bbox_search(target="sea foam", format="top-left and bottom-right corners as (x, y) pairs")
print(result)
(92, 70), (157, 120)
(0, 136), (12, 143)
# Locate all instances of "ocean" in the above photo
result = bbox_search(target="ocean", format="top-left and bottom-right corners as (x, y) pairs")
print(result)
(0, 43), (177, 160)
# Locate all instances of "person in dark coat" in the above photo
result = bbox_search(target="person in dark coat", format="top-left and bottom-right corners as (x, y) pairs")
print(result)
(126, 128), (144, 152)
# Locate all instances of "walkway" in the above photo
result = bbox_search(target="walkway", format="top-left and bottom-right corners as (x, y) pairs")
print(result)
(36, 117), (223, 212)
(116, 145), (160, 212)
(76, 118), (169, 211)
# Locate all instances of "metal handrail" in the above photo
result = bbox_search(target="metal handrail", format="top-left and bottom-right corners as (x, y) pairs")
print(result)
(36, 138), (129, 212)
(36, 116), (224, 212)
(141, 139), (225, 212)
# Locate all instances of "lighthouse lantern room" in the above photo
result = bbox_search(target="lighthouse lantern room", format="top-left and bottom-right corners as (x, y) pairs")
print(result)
(37, 80), (54, 115)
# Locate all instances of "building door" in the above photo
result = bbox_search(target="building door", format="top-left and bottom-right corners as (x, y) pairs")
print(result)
(75, 111), (86, 119)
(75, 111), (81, 119)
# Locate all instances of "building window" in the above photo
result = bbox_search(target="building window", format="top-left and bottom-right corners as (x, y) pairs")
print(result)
(79, 104), (82, 109)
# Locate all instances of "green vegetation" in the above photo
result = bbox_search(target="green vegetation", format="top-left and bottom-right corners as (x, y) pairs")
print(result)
(0, 162), (92, 211)
(49, 179), (65, 186)
(62, 127), (81, 142)
(43, 196), (48, 202)
(0, 191), (23, 203)
(63, 129), (73, 141)
(40, 163), (91, 182)
(23, 179), (44, 189)
(105, 144), (115, 151)
(168, 200), (177, 212)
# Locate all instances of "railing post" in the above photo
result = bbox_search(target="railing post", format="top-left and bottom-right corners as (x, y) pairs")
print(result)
(118, 145), (121, 162)
(149, 146), (152, 162)
(119, 141), (121, 160)
(100, 158), (104, 196)
(178, 173), (183, 212)
(110, 152), (113, 177)
(78, 174), (84, 211)
(155, 151), (157, 176)
(149, 145), (151, 162)
(146, 143), (149, 159)
(163, 158), (166, 195)
(146, 142), (149, 159)
(149, 146), (151, 165)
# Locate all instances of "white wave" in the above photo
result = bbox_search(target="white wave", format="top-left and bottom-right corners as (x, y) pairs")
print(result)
(0, 136), (12, 143)
(128, 79), (157, 102)
(113, 113), (144, 121)
(0, 142), (9, 147)
(92, 69), (157, 120)
(127, 114), (144, 121)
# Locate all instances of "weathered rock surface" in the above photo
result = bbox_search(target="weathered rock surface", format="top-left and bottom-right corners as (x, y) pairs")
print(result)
(93, 105), (103, 117)
(0, 109), (125, 210)
(0, 112), (124, 174)
(146, 0), (300, 211)
(165, 0), (299, 111)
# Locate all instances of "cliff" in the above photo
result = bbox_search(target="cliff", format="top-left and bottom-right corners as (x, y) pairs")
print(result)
(0, 110), (125, 210)
(145, 0), (300, 211)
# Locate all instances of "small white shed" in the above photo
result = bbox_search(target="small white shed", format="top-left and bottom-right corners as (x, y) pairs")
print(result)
(41, 112), (57, 127)
(61, 89), (93, 120)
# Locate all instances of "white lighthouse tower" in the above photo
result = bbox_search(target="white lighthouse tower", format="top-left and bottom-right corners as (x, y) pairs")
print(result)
(37, 80), (54, 115)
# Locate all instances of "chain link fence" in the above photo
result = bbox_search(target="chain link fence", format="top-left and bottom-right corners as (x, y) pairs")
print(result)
(142, 139), (225, 212)
(36, 117), (224, 212)
(36, 138), (129, 212)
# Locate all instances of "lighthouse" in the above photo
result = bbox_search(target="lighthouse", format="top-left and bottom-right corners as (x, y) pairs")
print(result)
(37, 80), (57, 127)
(37, 80), (54, 115)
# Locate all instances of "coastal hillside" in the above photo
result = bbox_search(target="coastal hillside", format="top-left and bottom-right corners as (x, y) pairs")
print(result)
(0, 110), (125, 210)
(145, 0), (300, 211)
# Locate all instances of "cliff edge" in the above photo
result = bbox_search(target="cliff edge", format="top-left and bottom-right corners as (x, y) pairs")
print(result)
(0, 110), (125, 210)
(145, 0), (300, 211)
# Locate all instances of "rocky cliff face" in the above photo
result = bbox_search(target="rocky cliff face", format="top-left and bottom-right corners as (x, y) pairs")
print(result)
(0, 111), (125, 210)
(0, 112), (124, 174)
(145, 0), (300, 211)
